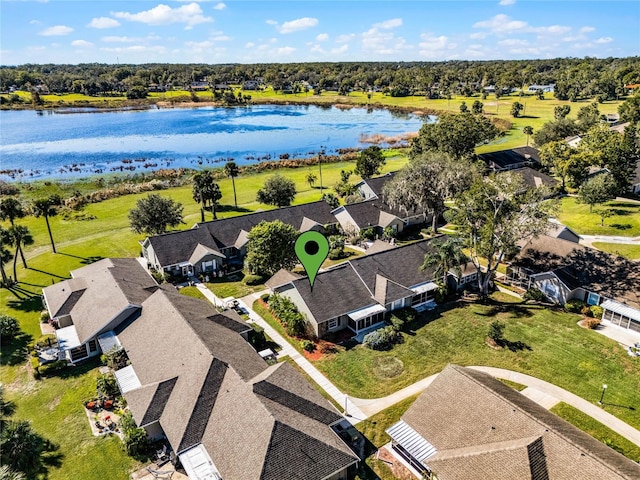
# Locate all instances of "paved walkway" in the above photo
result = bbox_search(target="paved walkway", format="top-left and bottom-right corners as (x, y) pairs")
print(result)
(193, 282), (640, 445)
(596, 320), (640, 348)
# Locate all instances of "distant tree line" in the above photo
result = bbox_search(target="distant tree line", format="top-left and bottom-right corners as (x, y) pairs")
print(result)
(1, 57), (639, 102)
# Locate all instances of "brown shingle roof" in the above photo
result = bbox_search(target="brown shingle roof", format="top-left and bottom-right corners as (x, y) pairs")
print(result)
(401, 365), (640, 480)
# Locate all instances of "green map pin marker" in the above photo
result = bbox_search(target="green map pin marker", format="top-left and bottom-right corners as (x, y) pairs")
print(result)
(295, 231), (329, 290)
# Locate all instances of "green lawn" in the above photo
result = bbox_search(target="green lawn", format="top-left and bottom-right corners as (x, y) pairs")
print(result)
(551, 402), (640, 462)
(592, 242), (640, 260)
(313, 298), (640, 431)
(178, 285), (206, 300)
(555, 197), (640, 237)
(205, 272), (266, 299)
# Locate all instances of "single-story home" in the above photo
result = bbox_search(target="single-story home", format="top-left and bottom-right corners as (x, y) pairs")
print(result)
(507, 235), (640, 332)
(527, 83), (555, 93)
(45, 260), (359, 480)
(510, 166), (559, 193)
(478, 146), (541, 172)
(386, 364), (640, 479)
(42, 258), (158, 363)
(269, 239), (443, 338)
(142, 200), (337, 277)
(546, 221), (580, 244)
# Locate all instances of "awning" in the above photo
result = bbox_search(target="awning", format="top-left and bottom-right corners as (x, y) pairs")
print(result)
(114, 365), (141, 394)
(386, 420), (437, 463)
(179, 444), (222, 480)
(410, 282), (438, 294)
(347, 304), (386, 321)
(97, 331), (121, 354)
(56, 325), (82, 351)
(601, 299), (640, 322)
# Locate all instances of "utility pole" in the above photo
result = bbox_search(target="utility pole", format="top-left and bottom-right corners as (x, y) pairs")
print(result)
(318, 147), (325, 192)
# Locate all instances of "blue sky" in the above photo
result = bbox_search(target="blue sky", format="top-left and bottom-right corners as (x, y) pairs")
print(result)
(1, 1), (638, 65)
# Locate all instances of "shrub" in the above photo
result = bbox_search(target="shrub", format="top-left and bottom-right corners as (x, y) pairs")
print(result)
(581, 305), (594, 317)
(523, 288), (545, 302)
(488, 320), (505, 342)
(38, 360), (67, 377)
(300, 339), (316, 353)
(119, 411), (148, 457)
(97, 373), (120, 398)
(565, 299), (587, 313)
(30, 357), (41, 379)
(33, 335), (56, 350)
(360, 227), (375, 240)
(590, 305), (604, 319)
(363, 326), (402, 351)
(434, 284), (448, 304)
(390, 307), (417, 331)
(150, 271), (165, 284)
(328, 247), (345, 260)
(260, 293), (271, 302)
(102, 347), (129, 370)
(268, 293), (308, 337)
(584, 318), (601, 329)
(0, 315), (20, 343)
(243, 274), (264, 286)
(40, 311), (50, 323)
(249, 324), (268, 351)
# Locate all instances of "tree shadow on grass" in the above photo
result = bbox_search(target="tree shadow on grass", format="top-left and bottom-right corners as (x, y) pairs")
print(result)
(0, 332), (32, 366)
(6, 294), (43, 314)
(57, 252), (104, 265)
(217, 204), (252, 214)
(608, 208), (631, 216)
(27, 267), (69, 279)
(610, 223), (632, 231)
(56, 357), (102, 379)
(497, 338), (533, 352)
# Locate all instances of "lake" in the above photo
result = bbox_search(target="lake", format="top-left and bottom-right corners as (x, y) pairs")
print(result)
(0, 104), (427, 181)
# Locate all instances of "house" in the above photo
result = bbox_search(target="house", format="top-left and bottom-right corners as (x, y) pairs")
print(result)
(386, 364), (640, 480)
(269, 239), (441, 338)
(510, 166), (559, 193)
(46, 260), (359, 479)
(142, 201), (337, 277)
(334, 173), (430, 237)
(527, 83), (555, 93)
(507, 235), (640, 332)
(478, 146), (541, 172)
(447, 262), (478, 292)
(42, 258), (158, 363)
(190, 81), (209, 91)
(242, 80), (261, 90)
(546, 221), (580, 244)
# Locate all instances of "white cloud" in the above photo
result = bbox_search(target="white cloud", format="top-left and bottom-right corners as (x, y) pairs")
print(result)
(101, 45), (168, 54)
(331, 44), (349, 54)
(88, 17), (121, 29)
(185, 40), (213, 49)
(580, 26), (595, 33)
(211, 34), (231, 41)
(276, 46), (296, 55)
(71, 39), (94, 47)
(112, 3), (212, 28)
(29, 20), (42, 25)
(362, 25), (408, 55)
(275, 17), (319, 34)
(316, 33), (329, 42)
(336, 33), (355, 44)
(498, 38), (529, 47)
(419, 33), (456, 58)
(499, 0), (516, 5)
(213, 2), (226, 10)
(469, 32), (487, 40)
(373, 18), (402, 30)
(266, 20), (278, 26)
(473, 14), (527, 33)
(39, 25), (73, 36)
(245, 42), (255, 48)
(102, 36), (137, 43)
(534, 25), (571, 35)
(595, 36), (613, 44)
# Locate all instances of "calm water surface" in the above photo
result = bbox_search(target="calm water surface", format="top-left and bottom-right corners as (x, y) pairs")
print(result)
(0, 105), (427, 180)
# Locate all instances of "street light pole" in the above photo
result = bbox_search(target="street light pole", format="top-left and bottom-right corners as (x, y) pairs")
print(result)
(599, 384), (608, 405)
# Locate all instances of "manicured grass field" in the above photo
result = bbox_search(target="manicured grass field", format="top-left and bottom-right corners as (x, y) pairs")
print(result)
(178, 285), (206, 300)
(555, 197), (640, 237)
(592, 242), (640, 260)
(205, 273), (266, 300)
(312, 298), (640, 432)
(551, 402), (640, 462)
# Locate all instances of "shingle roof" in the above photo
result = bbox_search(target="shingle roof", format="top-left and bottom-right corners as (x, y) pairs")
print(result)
(147, 201), (336, 267)
(511, 167), (559, 190)
(363, 172), (396, 197)
(140, 377), (178, 427)
(42, 258), (157, 343)
(400, 365), (640, 480)
(478, 146), (541, 170)
(513, 235), (640, 309)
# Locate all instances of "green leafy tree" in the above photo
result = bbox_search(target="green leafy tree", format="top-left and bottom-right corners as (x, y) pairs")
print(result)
(224, 161), (240, 208)
(576, 102), (601, 132)
(0, 226), (14, 286)
(618, 94), (640, 123)
(411, 112), (499, 160)
(126, 85), (148, 99)
(0, 421), (46, 476)
(523, 126), (533, 146)
(354, 146), (386, 179)
(321, 192), (340, 209)
(245, 220), (299, 277)
(384, 152), (478, 233)
(421, 236), (469, 286)
(578, 173), (618, 212)
(0, 315), (20, 343)
(192, 171), (222, 221)
(32, 195), (61, 253)
(459, 101), (468, 113)
(594, 208), (614, 226)
(511, 101), (524, 118)
(471, 100), (483, 114)
(334, 170), (357, 198)
(8, 225), (33, 282)
(540, 141), (592, 190)
(488, 320), (505, 342)
(452, 172), (556, 297)
(554, 105), (571, 120)
(306, 171), (317, 189)
(128, 194), (184, 236)
(533, 118), (579, 146)
(256, 174), (296, 207)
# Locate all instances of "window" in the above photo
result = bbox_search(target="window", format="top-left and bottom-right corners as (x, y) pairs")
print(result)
(88, 339), (98, 352)
(328, 318), (339, 330)
(587, 292), (600, 306)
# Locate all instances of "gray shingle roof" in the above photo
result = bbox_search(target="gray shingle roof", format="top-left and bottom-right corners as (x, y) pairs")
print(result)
(511, 166), (559, 190)
(363, 172), (396, 197)
(400, 365), (640, 480)
(140, 377), (178, 427)
(478, 146), (541, 170)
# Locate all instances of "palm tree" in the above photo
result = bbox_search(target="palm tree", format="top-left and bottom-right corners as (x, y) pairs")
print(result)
(32, 195), (61, 254)
(192, 171), (223, 221)
(523, 126), (533, 146)
(8, 225), (33, 282)
(0, 226), (14, 286)
(0, 197), (26, 266)
(306, 171), (317, 189)
(224, 161), (239, 208)
(420, 236), (469, 287)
